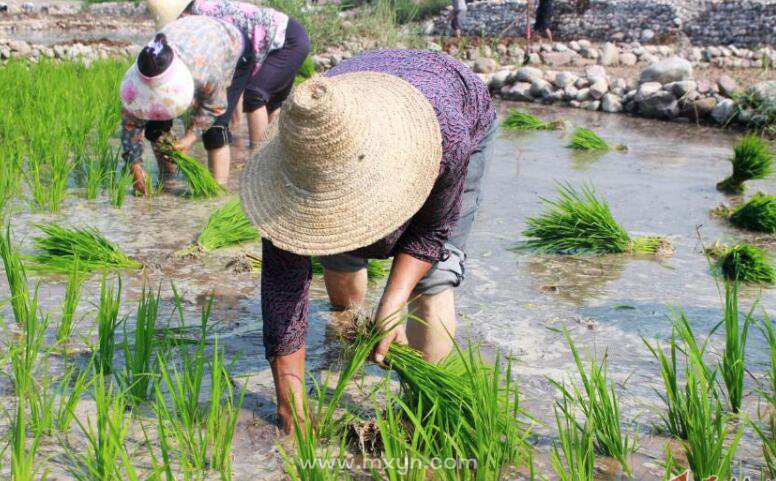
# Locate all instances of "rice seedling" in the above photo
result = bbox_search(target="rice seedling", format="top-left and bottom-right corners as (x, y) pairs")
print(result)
(191, 199), (260, 252)
(716, 134), (773, 193)
(707, 242), (776, 285)
(119, 283), (162, 403)
(566, 127), (627, 152)
(717, 281), (754, 413)
(57, 259), (85, 344)
(79, 156), (107, 200)
(294, 56), (316, 85)
(29, 223), (142, 274)
(67, 371), (132, 481)
(11, 386), (49, 481)
(107, 166), (135, 208)
(28, 362), (58, 436)
(680, 359), (742, 481)
(97, 275), (123, 375)
(751, 416), (775, 479)
(549, 396), (595, 481)
(158, 137), (223, 199)
(0, 136), (23, 212)
(502, 109), (563, 131)
(760, 315), (776, 407)
(55, 360), (94, 433)
(729, 193), (776, 234)
(309, 257), (392, 278)
(520, 183), (671, 255)
(0, 225), (31, 325)
(550, 329), (635, 474)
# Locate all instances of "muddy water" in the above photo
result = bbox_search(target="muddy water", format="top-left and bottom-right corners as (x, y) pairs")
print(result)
(0, 103), (774, 480)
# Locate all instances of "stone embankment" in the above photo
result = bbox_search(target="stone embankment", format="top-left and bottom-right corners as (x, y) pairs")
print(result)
(431, 0), (776, 48)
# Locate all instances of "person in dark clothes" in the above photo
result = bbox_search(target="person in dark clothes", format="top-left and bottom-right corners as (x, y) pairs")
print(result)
(531, 0), (553, 43)
(449, 0), (467, 38)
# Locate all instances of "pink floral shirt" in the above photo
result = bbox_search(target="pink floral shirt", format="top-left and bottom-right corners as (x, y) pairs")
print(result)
(191, 0), (289, 69)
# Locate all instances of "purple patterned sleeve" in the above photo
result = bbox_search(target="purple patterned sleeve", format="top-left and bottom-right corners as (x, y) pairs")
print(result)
(261, 238), (312, 359)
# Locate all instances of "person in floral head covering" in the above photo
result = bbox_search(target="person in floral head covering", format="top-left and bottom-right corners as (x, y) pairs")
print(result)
(120, 15), (254, 194)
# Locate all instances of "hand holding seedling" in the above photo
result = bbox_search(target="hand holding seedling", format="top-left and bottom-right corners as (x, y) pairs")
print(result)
(175, 129), (197, 155)
(130, 163), (148, 196)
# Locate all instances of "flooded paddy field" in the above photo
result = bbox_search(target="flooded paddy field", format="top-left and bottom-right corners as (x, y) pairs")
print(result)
(0, 101), (774, 480)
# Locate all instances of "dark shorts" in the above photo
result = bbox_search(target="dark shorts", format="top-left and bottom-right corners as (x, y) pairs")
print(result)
(534, 0), (554, 31)
(145, 32), (255, 151)
(451, 10), (467, 31)
(319, 119), (497, 296)
(243, 18), (311, 114)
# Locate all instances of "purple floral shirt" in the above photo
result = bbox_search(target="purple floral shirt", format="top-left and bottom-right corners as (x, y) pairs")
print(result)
(191, 0), (289, 70)
(261, 49), (495, 359)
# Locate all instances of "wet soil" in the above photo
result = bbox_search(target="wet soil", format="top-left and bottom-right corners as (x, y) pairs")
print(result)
(0, 104), (774, 480)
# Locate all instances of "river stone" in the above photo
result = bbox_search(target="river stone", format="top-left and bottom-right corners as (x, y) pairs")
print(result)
(575, 77), (590, 89)
(576, 87), (591, 101)
(501, 82), (534, 101)
(490, 70), (511, 90)
(638, 91), (679, 119)
(641, 29), (656, 42)
(580, 46), (599, 60)
(513, 66), (544, 84)
(589, 79), (609, 99)
(639, 57), (693, 84)
(582, 100), (601, 111)
(745, 80), (776, 107)
(563, 85), (579, 100)
(635, 82), (663, 102)
(619, 52), (638, 66)
(530, 79), (552, 97)
(665, 80), (697, 98)
(553, 71), (578, 88)
(9, 40), (31, 56)
(717, 75), (737, 97)
(711, 99), (737, 124)
(473, 57), (499, 74)
(601, 42), (619, 66)
(541, 51), (573, 66)
(682, 97), (717, 120)
(602, 93), (623, 113)
(585, 65), (607, 79)
(528, 52), (541, 64)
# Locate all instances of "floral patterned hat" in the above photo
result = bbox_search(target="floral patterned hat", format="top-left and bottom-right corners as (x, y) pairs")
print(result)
(120, 50), (195, 121)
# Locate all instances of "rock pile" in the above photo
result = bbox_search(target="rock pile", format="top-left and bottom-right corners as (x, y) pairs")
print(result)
(0, 38), (140, 63)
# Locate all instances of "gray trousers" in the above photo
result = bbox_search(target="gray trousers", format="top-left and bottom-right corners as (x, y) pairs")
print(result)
(320, 119), (497, 295)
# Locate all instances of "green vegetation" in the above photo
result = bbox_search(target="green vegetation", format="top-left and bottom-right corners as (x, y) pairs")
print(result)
(97, 276), (123, 375)
(549, 397), (595, 481)
(708, 243), (776, 285)
(729, 193), (776, 233)
(502, 109), (563, 131)
(567, 127), (627, 152)
(57, 260), (85, 343)
(29, 223), (141, 274)
(294, 56), (316, 86)
(119, 283), (161, 403)
(717, 134), (773, 193)
(310, 256), (392, 279)
(520, 183), (671, 255)
(160, 141), (224, 199)
(196, 199), (260, 251)
(718, 282), (754, 413)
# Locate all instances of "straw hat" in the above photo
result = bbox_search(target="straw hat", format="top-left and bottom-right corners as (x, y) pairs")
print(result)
(119, 53), (195, 121)
(240, 73), (443, 256)
(147, 0), (190, 28)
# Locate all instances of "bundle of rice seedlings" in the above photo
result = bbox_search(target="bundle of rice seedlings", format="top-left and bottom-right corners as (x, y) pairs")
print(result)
(708, 243), (776, 285)
(729, 193), (776, 234)
(294, 56), (316, 86)
(158, 136), (223, 199)
(502, 109), (563, 131)
(520, 183), (671, 255)
(716, 134), (773, 193)
(567, 127), (627, 152)
(718, 281), (754, 414)
(310, 257), (392, 279)
(195, 199), (260, 252)
(29, 223), (141, 274)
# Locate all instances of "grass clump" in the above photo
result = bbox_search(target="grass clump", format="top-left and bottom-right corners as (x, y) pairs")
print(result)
(549, 396), (595, 481)
(29, 223), (141, 274)
(502, 109), (563, 131)
(97, 275), (123, 375)
(717, 281), (754, 413)
(56, 260), (85, 344)
(520, 183), (671, 255)
(159, 136), (223, 199)
(551, 329), (635, 474)
(729, 193), (776, 234)
(717, 134), (773, 193)
(708, 243), (776, 285)
(196, 199), (260, 252)
(567, 127), (627, 152)
(119, 283), (161, 404)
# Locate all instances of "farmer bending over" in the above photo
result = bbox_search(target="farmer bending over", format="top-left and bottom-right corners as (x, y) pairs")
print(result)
(148, 0), (311, 147)
(240, 49), (496, 433)
(120, 15), (253, 194)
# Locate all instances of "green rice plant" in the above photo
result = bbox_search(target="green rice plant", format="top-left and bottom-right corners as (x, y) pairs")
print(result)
(57, 259), (85, 344)
(717, 281), (754, 413)
(79, 156), (107, 200)
(29, 223), (142, 274)
(107, 167), (134, 208)
(502, 109), (563, 131)
(310, 257), (392, 279)
(0, 225), (31, 325)
(206, 338), (247, 480)
(67, 371), (132, 481)
(119, 283), (161, 403)
(680, 359), (742, 481)
(55, 360), (94, 433)
(97, 275), (123, 375)
(159, 139), (223, 199)
(193, 199), (260, 252)
(294, 56), (316, 85)
(708, 243), (776, 285)
(520, 183), (671, 255)
(28, 362), (57, 436)
(549, 396), (595, 481)
(11, 387), (48, 481)
(550, 329), (634, 474)
(716, 134), (773, 193)
(751, 416), (775, 479)
(566, 127), (627, 152)
(0, 137), (23, 212)
(729, 193), (776, 234)
(760, 315), (776, 407)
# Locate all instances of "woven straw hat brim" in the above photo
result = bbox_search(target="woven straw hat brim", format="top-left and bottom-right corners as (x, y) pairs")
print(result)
(147, 0), (190, 28)
(241, 72), (443, 256)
